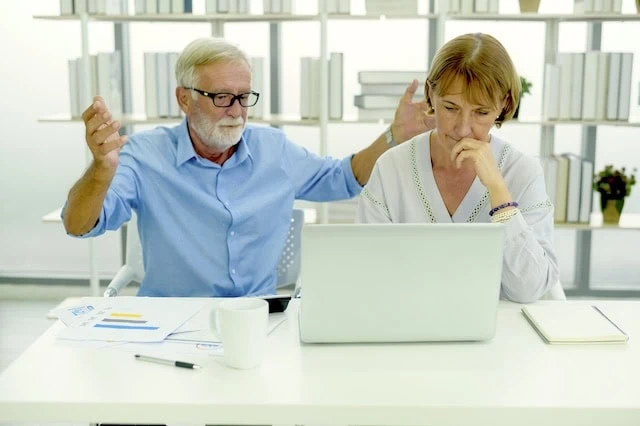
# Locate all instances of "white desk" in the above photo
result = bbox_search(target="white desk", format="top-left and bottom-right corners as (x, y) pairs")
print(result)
(1, 299), (639, 425)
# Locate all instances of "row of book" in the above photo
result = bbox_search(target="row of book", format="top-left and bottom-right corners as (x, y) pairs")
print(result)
(542, 51), (633, 122)
(354, 71), (425, 120)
(135, 0), (193, 14)
(68, 52), (123, 118)
(61, 0), (128, 15)
(574, 0), (624, 14)
(541, 154), (594, 224)
(445, 0), (499, 14)
(365, 0), (418, 14)
(300, 53), (344, 119)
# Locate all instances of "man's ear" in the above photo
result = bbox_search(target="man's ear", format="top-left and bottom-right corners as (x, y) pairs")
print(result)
(176, 87), (191, 114)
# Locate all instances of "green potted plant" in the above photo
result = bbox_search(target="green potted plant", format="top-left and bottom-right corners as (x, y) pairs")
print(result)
(593, 165), (637, 224)
(513, 76), (532, 120)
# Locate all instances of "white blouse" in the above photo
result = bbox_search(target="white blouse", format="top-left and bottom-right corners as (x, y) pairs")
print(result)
(357, 131), (559, 303)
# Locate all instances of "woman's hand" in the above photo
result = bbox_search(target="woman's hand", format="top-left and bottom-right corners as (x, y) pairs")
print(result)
(450, 137), (506, 194)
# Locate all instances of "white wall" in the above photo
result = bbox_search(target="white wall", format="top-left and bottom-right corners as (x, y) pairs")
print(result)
(1, 0), (639, 287)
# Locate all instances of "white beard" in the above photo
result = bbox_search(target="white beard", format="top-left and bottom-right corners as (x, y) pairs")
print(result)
(191, 108), (246, 152)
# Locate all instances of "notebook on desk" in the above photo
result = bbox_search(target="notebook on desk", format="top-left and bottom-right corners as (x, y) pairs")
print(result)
(298, 223), (504, 343)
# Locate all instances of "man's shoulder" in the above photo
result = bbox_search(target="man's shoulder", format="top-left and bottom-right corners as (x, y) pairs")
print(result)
(243, 123), (286, 141)
(124, 125), (179, 154)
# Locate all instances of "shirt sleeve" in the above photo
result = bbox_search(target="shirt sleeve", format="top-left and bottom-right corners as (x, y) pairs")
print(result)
(282, 137), (362, 201)
(356, 162), (392, 223)
(64, 146), (141, 238)
(499, 164), (560, 303)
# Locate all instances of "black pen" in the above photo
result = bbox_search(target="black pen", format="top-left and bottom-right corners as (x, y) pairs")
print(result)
(134, 354), (201, 370)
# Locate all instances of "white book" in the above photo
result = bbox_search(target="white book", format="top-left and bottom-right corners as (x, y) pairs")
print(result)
(354, 94), (404, 109)
(74, 0), (88, 14)
(557, 53), (573, 120)
(579, 159), (594, 223)
(592, 0), (603, 12)
(325, 0), (339, 13)
(488, 0), (498, 13)
(474, 0), (489, 13)
(542, 63), (560, 120)
(135, 0), (146, 14)
(595, 52), (610, 120)
(581, 52), (599, 120)
(158, 0), (171, 13)
(249, 57), (264, 119)
(237, 0), (248, 13)
(87, 0), (98, 14)
(300, 57), (311, 119)
(606, 52), (621, 121)
(145, 0), (157, 13)
(561, 153), (583, 223)
(60, 0), (74, 14)
(611, 0), (621, 13)
(522, 305), (628, 344)
(617, 52), (633, 121)
(144, 52), (158, 118)
(337, 0), (350, 14)
(360, 83), (408, 96)
(206, 0), (216, 13)
(329, 52), (343, 120)
(98, 0), (127, 14)
(263, 0), (270, 13)
(553, 154), (569, 223)
(156, 52), (170, 117)
(447, 0), (460, 13)
(168, 52), (180, 117)
(309, 58), (320, 119)
(570, 53), (584, 120)
(68, 58), (80, 117)
(357, 108), (395, 120)
(459, 0), (474, 14)
(96, 52), (123, 117)
(281, 0), (292, 14)
(216, 0), (229, 12)
(358, 70), (425, 85)
(365, 0), (417, 14)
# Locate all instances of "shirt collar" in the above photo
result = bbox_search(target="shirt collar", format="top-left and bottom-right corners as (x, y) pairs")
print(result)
(175, 118), (253, 167)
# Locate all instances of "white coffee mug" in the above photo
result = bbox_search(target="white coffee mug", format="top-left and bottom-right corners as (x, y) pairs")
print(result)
(210, 298), (269, 369)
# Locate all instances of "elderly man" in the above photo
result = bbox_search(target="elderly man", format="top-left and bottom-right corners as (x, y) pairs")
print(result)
(63, 37), (432, 297)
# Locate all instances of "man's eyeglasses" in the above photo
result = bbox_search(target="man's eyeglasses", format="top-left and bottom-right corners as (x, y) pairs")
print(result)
(186, 87), (260, 108)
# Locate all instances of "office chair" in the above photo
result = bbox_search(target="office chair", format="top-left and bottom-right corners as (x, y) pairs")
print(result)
(103, 209), (305, 297)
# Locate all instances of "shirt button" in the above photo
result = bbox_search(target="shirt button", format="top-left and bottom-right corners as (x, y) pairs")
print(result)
(224, 201), (230, 206)
(230, 231), (235, 236)
(231, 269), (236, 274)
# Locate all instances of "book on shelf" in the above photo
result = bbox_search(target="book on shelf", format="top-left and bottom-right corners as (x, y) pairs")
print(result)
(542, 154), (593, 224)
(158, 0), (171, 14)
(360, 83), (408, 96)
(581, 51), (599, 121)
(249, 57), (264, 119)
(62, 1), (128, 16)
(542, 63), (560, 120)
(557, 53), (573, 121)
(594, 51), (609, 120)
(522, 304), (628, 344)
(569, 52), (584, 120)
(562, 153), (583, 223)
(553, 155), (569, 223)
(606, 52), (621, 121)
(326, 0), (351, 14)
(358, 70), (426, 85)
(365, 0), (418, 14)
(68, 52), (123, 118)
(329, 52), (343, 120)
(156, 52), (170, 117)
(357, 108), (395, 120)
(354, 94), (421, 109)
(617, 52), (633, 121)
(144, 52), (158, 118)
(206, 0), (248, 14)
(579, 159), (594, 223)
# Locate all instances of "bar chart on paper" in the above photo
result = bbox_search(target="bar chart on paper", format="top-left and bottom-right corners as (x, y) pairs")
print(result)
(54, 297), (207, 343)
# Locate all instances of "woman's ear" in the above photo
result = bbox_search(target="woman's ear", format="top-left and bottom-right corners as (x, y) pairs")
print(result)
(425, 80), (435, 113)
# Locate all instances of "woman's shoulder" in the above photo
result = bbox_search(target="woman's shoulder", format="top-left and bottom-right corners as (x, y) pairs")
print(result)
(376, 131), (430, 169)
(491, 134), (543, 177)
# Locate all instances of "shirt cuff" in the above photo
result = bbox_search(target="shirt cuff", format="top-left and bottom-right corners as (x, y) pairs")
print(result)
(502, 210), (528, 241)
(341, 155), (363, 195)
(61, 203), (107, 238)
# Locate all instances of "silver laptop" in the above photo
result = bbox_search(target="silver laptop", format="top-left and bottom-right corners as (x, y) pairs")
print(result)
(299, 223), (504, 343)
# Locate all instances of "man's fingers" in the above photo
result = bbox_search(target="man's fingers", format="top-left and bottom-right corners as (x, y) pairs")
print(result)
(402, 79), (420, 102)
(90, 121), (121, 147)
(86, 111), (113, 137)
(81, 96), (106, 123)
(95, 135), (128, 156)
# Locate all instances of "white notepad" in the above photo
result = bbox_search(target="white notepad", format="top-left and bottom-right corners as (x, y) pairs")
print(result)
(522, 304), (629, 344)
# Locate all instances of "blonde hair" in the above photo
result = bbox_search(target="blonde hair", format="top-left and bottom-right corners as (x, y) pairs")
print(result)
(175, 37), (250, 95)
(425, 33), (520, 127)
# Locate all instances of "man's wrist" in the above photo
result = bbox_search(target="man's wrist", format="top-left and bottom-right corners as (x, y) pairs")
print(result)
(385, 125), (396, 147)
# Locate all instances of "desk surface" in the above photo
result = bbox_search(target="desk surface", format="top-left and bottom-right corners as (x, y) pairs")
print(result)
(1, 299), (639, 425)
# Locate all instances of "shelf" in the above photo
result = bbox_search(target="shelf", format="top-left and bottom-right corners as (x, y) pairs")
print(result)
(38, 114), (640, 128)
(555, 213), (640, 230)
(446, 13), (640, 22)
(33, 13), (437, 23)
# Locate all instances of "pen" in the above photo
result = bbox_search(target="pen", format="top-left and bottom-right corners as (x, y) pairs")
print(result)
(134, 354), (201, 370)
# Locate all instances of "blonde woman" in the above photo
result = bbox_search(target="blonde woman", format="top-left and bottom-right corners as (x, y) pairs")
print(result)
(357, 33), (559, 303)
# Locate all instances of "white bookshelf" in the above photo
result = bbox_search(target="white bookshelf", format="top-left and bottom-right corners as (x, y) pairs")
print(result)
(34, 2), (640, 296)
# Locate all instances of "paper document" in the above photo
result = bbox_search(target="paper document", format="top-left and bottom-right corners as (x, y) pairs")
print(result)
(522, 304), (629, 344)
(55, 297), (207, 343)
(167, 310), (287, 344)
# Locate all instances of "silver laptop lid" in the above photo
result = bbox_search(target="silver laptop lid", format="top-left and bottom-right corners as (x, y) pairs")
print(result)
(299, 223), (504, 343)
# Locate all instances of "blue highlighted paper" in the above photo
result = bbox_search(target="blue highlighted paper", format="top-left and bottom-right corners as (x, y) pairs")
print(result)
(94, 323), (160, 330)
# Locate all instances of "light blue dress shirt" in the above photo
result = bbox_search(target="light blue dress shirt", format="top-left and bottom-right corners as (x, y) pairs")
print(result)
(68, 120), (362, 297)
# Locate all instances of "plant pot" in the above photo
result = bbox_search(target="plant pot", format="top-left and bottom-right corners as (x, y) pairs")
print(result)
(636, 0), (640, 13)
(519, 0), (541, 13)
(601, 198), (625, 225)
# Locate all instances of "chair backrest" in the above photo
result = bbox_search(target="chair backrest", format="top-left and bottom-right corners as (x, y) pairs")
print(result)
(104, 209), (304, 297)
(276, 209), (304, 289)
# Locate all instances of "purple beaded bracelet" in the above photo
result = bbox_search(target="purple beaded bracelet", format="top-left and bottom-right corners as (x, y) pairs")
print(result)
(489, 201), (519, 217)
